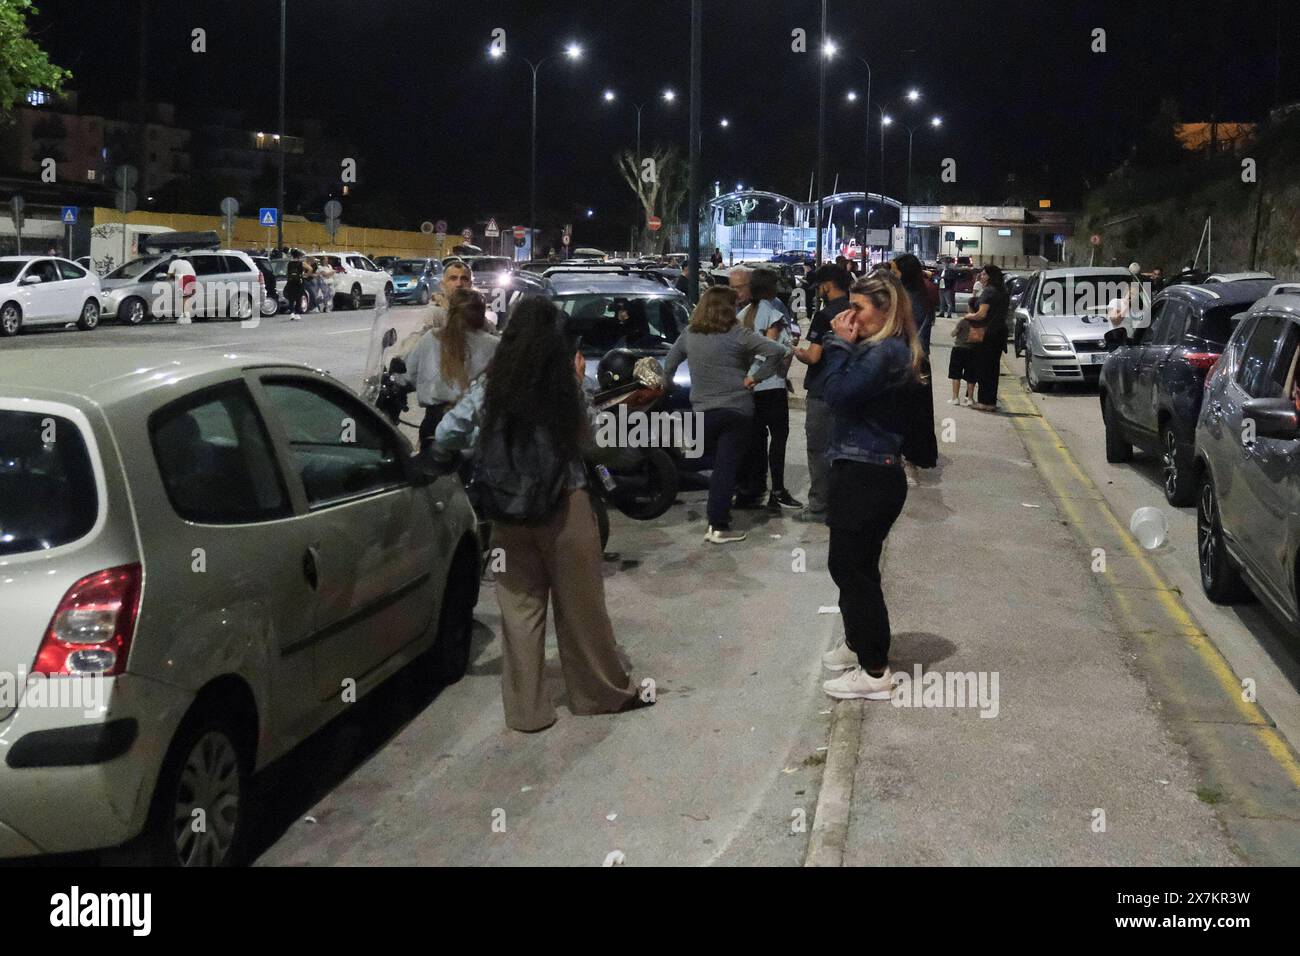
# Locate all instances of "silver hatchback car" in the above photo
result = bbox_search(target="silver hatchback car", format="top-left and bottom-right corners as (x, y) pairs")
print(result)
(0, 349), (480, 863)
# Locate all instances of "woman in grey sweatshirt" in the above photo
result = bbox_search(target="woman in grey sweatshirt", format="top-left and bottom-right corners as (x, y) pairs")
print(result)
(663, 285), (791, 543)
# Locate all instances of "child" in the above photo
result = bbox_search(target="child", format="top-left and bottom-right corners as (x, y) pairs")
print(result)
(948, 313), (977, 406)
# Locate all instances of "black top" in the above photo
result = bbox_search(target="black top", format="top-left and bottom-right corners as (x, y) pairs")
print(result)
(804, 294), (850, 397)
(974, 286), (1011, 353)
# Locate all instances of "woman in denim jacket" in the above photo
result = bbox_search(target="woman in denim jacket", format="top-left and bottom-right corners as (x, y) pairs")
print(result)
(816, 271), (924, 701)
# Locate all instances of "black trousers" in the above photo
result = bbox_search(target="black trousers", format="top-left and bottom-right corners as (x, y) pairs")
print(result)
(418, 402), (452, 448)
(976, 339), (1004, 406)
(826, 459), (908, 673)
(702, 408), (751, 528)
(738, 389), (790, 497)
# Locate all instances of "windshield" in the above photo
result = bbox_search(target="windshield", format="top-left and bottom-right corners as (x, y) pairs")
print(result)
(469, 258), (511, 274)
(103, 256), (162, 280)
(1038, 275), (1145, 316)
(553, 294), (688, 352)
(392, 260), (428, 275)
(0, 262), (24, 283)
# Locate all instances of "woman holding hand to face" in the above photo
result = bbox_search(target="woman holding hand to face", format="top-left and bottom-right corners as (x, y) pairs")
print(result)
(816, 271), (925, 701)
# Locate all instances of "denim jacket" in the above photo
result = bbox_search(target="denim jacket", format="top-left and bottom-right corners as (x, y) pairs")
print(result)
(819, 334), (912, 467)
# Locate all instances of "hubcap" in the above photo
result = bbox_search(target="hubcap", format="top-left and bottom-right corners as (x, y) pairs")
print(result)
(83, 303), (97, 326)
(1163, 431), (1178, 497)
(2, 308), (18, 332)
(171, 730), (240, 866)
(1198, 483), (1217, 583)
(129, 300), (144, 323)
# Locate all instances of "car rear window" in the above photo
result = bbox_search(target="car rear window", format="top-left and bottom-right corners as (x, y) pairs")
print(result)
(150, 383), (292, 524)
(1198, 305), (1242, 346)
(0, 410), (98, 556)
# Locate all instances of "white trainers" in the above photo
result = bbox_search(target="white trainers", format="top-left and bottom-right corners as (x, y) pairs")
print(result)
(960, 396), (973, 407)
(704, 526), (747, 544)
(823, 666), (895, 700)
(946, 397), (960, 405)
(821, 642), (858, 672)
(904, 462), (920, 487)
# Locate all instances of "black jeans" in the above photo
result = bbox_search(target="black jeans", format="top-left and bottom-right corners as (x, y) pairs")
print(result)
(976, 340), (1003, 406)
(738, 389), (791, 497)
(826, 459), (907, 672)
(702, 408), (751, 528)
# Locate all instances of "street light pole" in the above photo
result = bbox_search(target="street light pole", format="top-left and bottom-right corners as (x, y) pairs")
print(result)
(858, 55), (872, 273)
(277, 0), (286, 251)
(687, 0), (701, 305)
(530, 59), (539, 258)
(815, 0), (827, 266)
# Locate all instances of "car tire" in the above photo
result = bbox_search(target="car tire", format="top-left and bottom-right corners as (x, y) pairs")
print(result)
(230, 294), (252, 322)
(137, 712), (251, 866)
(76, 298), (99, 331)
(418, 287), (430, 305)
(1026, 353), (1051, 393)
(384, 282), (394, 305)
(260, 295), (278, 317)
(349, 284), (362, 311)
(1102, 396), (1132, 463)
(1198, 474), (1249, 603)
(1, 302), (23, 336)
(1161, 424), (1196, 506)
(117, 296), (148, 325)
(429, 541), (481, 685)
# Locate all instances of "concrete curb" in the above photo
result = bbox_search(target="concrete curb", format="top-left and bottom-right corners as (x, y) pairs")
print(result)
(803, 697), (862, 867)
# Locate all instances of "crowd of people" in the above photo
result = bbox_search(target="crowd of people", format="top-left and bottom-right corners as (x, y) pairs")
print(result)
(385, 251), (1006, 727)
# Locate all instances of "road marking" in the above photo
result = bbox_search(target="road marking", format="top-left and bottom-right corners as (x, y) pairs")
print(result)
(325, 327), (371, 335)
(1001, 359), (1300, 789)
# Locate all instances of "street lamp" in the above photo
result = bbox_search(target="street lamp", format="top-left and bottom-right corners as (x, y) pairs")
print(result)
(491, 40), (583, 255)
(604, 86), (677, 253)
(719, 117), (730, 128)
(903, 115), (943, 255)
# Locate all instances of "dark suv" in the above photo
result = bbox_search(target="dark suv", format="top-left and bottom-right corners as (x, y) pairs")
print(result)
(1100, 279), (1274, 505)
(1193, 290), (1300, 627)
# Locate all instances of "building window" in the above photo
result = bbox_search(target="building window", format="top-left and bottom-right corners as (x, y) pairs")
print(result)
(26, 90), (49, 107)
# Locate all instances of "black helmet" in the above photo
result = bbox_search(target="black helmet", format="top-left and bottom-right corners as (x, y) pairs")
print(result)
(597, 348), (639, 391)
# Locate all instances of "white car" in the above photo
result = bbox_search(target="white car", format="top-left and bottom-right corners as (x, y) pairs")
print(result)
(0, 256), (103, 336)
(0, 349), (480, 863)
(309, 251), (393, 310)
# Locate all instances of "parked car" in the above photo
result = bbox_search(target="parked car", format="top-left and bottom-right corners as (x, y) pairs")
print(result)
(249, 256), (280, 317)
(1193, 290), (1300, 628)
(97, 250), (266, 324)
(389, 258), (443, 305)
(0, 349), (481, 863)
(0, 256), (102, 336)
(373, 256), (401, 273)
(1100, 279), (1274, 504)
(310, 252), (392, 310)
(1019, 267), (1148, 389)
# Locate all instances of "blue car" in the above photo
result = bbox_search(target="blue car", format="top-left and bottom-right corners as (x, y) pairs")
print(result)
(389, 258), (443, 305)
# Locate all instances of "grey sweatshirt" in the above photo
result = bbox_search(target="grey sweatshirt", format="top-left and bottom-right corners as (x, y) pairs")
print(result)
(663, 325), (792, 415)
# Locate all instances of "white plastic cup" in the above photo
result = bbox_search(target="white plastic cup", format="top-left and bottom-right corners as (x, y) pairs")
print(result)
(1129, 507), (1168, 550)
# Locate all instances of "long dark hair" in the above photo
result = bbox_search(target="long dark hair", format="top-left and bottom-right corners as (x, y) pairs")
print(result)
(892, 253), (926, 294)
(482, 296), (585, 462)
(981, 264), (1006, 290)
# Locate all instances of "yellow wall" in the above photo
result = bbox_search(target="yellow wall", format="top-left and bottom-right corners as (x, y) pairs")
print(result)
(91, 207), (466, 259)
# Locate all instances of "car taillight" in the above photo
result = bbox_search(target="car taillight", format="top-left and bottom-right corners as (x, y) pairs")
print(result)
(1184, 351), (1221, 371)
(34, 564), (142, 676)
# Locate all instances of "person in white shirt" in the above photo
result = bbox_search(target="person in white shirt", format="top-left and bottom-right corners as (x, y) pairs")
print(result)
(166, 256), (197, 324)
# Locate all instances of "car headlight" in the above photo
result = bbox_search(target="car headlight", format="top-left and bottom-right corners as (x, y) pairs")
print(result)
(1040, 334), (1071, 351)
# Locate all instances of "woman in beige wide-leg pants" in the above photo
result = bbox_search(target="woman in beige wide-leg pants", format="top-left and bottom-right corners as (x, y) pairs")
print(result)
(492, 489), (638, 732)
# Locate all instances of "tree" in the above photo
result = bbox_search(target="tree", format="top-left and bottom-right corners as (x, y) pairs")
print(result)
(617, 146), (688, 254)
(0, 1), (71, 118)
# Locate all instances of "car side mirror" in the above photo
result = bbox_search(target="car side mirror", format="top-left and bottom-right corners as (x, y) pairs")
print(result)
(1103, 326), (1128, 351)
(20, 274), (41, 285)
(1242, 398), (1300, 441)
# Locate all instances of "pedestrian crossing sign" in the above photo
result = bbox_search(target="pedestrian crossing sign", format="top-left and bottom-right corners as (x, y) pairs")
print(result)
(60, 206), (78, 224)
(259, 207), (278, 226)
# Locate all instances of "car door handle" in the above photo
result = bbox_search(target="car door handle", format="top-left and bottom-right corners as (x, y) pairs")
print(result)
(303, 545), (321, 590)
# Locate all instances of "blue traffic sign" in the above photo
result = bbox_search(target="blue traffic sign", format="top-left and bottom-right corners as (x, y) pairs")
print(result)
(259, 207), (278, 227)
(60, 206), (78, 224)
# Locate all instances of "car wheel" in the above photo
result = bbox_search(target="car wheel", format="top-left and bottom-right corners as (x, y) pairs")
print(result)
(1198, 474), (1248, 603)
(260, 295), (278, 317)
(429, 541), (480, 684)
(1, 302), (23, 336)
(349, 284), (362, 311)
(140, 715), (250, 866)
(418, 287), (430, 305)
(230, 294), (252, 322)
(611, 448), (679, 520)
(1025, 352), (1050, 393)
(384, 282), (394, 305)
(77, 299), (100, 331)
(1103, 396), (1132, 463)
(1161, 425), (1196, 506)
(118, 296), (148, 325)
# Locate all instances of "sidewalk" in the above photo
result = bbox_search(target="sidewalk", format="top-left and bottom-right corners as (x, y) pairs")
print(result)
(823, 336), (1245, 865)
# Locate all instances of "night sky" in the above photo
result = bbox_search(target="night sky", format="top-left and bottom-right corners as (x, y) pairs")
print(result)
(24, 0), (1299, 245)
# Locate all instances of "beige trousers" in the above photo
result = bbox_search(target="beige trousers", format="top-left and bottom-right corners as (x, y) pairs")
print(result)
(492, 489), (638, 731)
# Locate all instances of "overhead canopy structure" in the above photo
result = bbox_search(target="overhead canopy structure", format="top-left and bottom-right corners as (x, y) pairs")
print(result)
(703, 188), (903, 226)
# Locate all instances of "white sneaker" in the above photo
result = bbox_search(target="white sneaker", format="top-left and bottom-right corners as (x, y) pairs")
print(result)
(704, 526), (747, 544)
(823, 666), (895, 700)
(904, 462), (920, 487)
(960, 396), (973, 407)
(946, 397), (959, 405)
(821, 642), (858, 672)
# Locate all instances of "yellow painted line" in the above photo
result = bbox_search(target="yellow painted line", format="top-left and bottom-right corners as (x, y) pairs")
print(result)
(999, 359), (1300, 788)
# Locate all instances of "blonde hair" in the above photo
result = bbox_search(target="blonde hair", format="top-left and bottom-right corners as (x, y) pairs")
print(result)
(849, 272), (924, 380)
(439, 289), (487, 390)
(689, 285), (739, 334)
